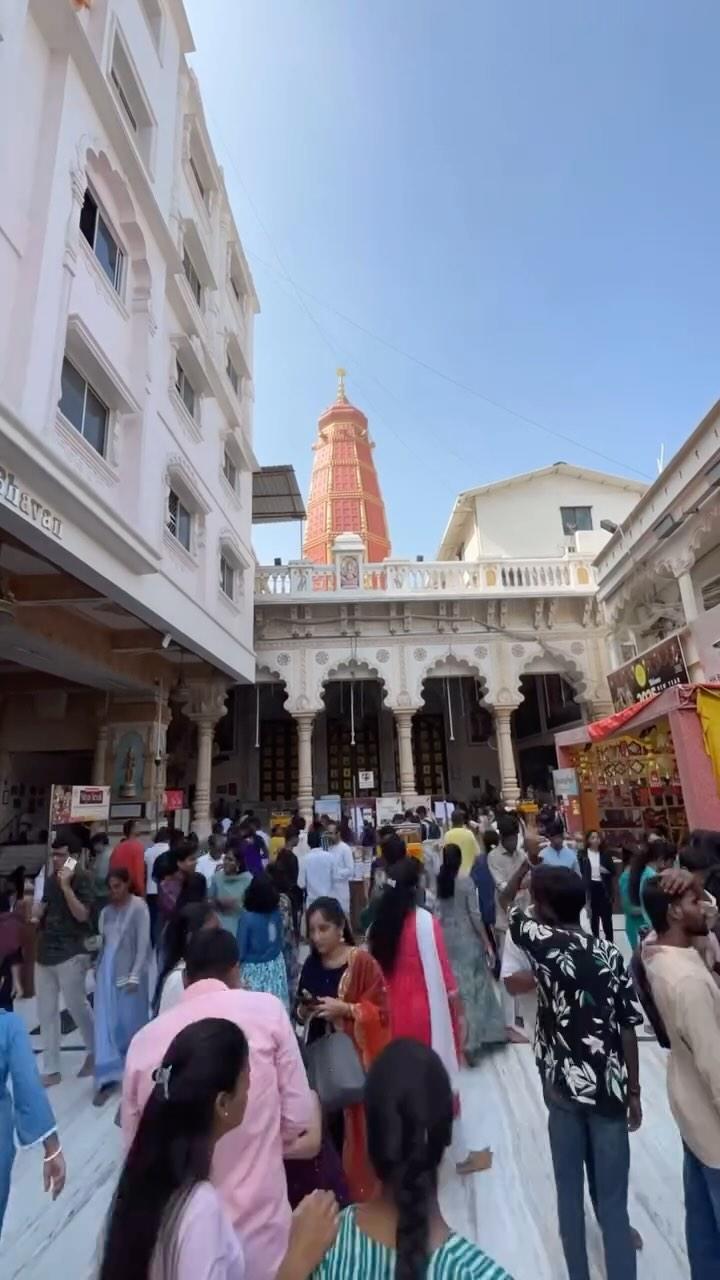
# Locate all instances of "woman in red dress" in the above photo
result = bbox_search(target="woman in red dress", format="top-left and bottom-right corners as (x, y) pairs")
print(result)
(367, 857), (490, 1175)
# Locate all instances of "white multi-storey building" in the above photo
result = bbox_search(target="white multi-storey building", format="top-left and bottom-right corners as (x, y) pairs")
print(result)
(0, 0), (261, 838)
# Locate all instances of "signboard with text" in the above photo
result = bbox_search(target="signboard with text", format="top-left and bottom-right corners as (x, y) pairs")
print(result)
(358, 770), (375, 790)
(552, 768), (580, 799)
(50, 784), (110, 826)
(606, 634), (689, 711)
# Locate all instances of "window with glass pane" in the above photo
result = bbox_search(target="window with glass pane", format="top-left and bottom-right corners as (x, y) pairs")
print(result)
(58, 358), (108, 456)
(560, 506), (593, 535)
(167, 488), (191, 551)
(226, 354), (240, 395)
(183, 249), (202, 307)
(223, 450), (237, 490)
(80, 189), (123, 292)
(220, 555), (234, 599)
(189, 155), (206, 203)
(175, 359), (196, 419)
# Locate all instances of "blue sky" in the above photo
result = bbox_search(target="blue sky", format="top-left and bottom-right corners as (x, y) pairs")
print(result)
(186, 0), (720, 563)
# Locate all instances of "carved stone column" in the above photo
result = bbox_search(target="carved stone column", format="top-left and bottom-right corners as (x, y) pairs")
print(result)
(187, 683), (228, 839)
(394, 708), (417, 798)
(293, 712), (315, 825)
(493, 705), (521, 805)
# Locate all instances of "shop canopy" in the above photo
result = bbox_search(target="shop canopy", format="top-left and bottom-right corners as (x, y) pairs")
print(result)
(556, 683), (720, 746)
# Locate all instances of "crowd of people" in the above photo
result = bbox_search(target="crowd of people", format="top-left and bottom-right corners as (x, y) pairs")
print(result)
(0, 802), (719, 1278)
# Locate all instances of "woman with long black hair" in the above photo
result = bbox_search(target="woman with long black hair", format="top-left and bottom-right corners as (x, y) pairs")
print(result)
(99, 1018), (338, 1280)
(620, 839), (675, 949)
(153, 902), (219, 1016)
(311, 1039), (511, 1278)
(368, 859), (490, 1176)
(434, 845), (505, 1062)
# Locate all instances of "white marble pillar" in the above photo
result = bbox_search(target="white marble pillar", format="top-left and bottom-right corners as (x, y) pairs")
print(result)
(294, 712), (315, 824)
(394, 709), (416, 798)
(677, 569), (700, 624)
(188, 683), (228, 840)
(494, 705), (520, 805)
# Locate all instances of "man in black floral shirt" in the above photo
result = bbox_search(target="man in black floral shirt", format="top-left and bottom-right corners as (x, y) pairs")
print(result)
(509, 864), (642, 1280)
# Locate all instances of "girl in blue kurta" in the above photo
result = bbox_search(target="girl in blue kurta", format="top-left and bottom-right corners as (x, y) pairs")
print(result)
(0, 1010), (65, 1236)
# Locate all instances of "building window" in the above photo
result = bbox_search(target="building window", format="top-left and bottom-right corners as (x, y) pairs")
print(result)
(226, 353), (240, 396)
(220, 553), (235, 599)
(560, 506), (593, 535)
(58, 357), (108, 456)
(702, 576), (720, 612)
(183, 248), (202, 308)
(223, 449), (237, 491)
(80, 190), (124, 292)
(110, 63), (137, 131)
(167, 488), (191, 551)
(189, 155), (206, 205)
(175, 358), (196, 420)
(109, 33), (155, 165)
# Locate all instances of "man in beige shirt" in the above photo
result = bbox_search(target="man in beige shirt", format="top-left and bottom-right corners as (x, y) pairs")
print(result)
(487, 816), (533, 1042)
(642, 868), (720, 1277)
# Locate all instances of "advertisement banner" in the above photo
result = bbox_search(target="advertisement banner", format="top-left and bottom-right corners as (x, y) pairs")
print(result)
(552, 768), (580, 799)
(376, 796), (402, 825)
(315, 795), (342, 823)
(606, 634), (688, 711)
(50, 784), (111, 825)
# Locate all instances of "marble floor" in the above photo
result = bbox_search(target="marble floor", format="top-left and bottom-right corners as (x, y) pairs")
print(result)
(2, 1004), (690, 1280)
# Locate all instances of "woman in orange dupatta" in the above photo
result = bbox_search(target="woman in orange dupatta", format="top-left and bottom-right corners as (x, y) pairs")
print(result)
(297, 897), (389, 1201)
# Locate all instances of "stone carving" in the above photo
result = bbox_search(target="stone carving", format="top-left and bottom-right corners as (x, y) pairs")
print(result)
(474, 645), (488, 659)
(511, 644), (525, 657)
(571, 641), (585, 655)
(376, 649), (390, 663)
(315, 651), (329, 665)
(413, 647), (427, 661)
(276, 653), (290, 666)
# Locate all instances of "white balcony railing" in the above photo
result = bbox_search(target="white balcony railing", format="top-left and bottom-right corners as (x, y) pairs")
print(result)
(255, 555), (597, 600)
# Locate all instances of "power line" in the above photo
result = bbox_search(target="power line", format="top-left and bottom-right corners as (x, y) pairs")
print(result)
(205, 105), (651, 483)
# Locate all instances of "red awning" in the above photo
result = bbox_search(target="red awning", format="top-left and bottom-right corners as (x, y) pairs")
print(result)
(587, 696), (661, 741)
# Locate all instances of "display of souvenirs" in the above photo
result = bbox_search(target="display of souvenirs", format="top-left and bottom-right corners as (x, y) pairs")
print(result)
(569, 718), (687, 847)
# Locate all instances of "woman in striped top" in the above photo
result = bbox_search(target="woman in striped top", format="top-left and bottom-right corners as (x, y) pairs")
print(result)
(311, 1039), (511, 1279)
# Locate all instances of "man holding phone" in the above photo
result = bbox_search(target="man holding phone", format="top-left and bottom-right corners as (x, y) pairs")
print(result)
(34, 837), (95, 1087)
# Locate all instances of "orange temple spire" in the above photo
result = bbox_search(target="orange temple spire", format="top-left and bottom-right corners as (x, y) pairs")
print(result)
(303, 371), (391, 564)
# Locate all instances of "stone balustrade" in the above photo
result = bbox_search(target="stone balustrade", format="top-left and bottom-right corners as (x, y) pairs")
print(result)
(255, 555), (596, 600)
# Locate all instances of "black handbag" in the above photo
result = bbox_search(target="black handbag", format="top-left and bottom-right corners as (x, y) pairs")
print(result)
(303, 1021), (366, 1112)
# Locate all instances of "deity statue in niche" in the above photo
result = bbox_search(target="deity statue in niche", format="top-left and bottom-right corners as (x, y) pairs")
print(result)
(339, 555), (360, 589)
(120, 747), (137, 798)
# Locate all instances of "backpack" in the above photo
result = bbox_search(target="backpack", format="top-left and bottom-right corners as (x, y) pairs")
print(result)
(422, 819), (441, 841)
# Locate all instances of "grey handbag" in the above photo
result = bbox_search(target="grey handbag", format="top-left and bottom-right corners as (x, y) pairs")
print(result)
(303, 1023), (366, 1112)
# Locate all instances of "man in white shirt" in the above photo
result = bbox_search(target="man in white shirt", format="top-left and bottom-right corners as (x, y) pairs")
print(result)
(298, 842), (335, 906)
(196, 827), (226, 886)
(327, 822), (354, 918)
(144, 826), (170, 943)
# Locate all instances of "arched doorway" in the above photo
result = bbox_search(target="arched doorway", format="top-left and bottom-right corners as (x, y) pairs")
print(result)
(319, 664), (392, 800)
(513, 671), (584, 793)
(416, 673), (497, 803)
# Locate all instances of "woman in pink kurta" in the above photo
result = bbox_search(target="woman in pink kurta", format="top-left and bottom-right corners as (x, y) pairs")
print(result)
(102, 1013), (338, 1280)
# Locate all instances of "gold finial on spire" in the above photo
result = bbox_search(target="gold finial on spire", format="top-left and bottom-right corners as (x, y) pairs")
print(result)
(336, 367), (347, 403)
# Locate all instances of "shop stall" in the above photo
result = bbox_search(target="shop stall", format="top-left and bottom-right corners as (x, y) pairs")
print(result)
(555, 684), (720, 845)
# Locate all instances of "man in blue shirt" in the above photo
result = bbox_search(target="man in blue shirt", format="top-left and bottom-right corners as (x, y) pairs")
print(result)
(541, 819), (581, 875)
